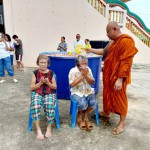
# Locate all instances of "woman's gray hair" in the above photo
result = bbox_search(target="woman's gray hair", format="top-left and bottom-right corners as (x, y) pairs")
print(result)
(76, 55), (88, 67)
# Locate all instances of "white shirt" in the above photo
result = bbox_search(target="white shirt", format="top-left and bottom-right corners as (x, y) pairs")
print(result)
(69, 66), (95, 97)
(8, 42), (14, 55)
(0, 42), (10, 59)
(74, 40), (85, 48)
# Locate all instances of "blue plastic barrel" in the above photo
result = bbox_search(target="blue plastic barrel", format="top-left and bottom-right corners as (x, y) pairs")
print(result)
(40, 52), (102, 99)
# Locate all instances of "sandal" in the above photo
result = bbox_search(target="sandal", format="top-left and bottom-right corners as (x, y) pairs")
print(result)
(77, 121), (87, 130)
(85, 121), (93, 130)
(111, 127), (124, 135)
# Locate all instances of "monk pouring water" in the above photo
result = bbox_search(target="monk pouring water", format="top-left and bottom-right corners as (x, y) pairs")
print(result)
(84, 21), (138, 135)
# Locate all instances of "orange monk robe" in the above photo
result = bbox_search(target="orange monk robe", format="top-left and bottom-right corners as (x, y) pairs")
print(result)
(103, 34), (138, 116)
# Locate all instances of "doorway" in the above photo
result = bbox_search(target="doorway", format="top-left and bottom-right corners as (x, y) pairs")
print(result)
(90, 40), (109, 61)
(0, 0), (5, 33)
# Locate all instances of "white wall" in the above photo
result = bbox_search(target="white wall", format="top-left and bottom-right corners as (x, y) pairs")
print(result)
(3, 0), (108, 67)
(3, 0), (150, 66)
(122, 28), (150, 64)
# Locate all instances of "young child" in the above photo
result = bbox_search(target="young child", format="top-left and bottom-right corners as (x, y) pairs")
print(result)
(12, 35), (24, 71)
(30, 55), (57, 140)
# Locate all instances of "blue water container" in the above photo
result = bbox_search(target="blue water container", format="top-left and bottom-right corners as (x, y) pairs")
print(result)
(40, 52), (102, 99)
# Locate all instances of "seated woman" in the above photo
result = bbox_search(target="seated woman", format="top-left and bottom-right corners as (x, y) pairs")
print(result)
(30, 55), (57, 140)
(68, 55), (97, 130)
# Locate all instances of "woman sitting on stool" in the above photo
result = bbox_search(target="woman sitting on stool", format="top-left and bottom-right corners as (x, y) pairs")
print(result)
(30, 55), (57, 140)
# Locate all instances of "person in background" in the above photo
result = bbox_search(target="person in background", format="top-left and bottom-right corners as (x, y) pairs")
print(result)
(12, 35), (24, 71)
(85, 39), (91, 49)
(69, 55), (97, 130)
(30, 55), (57, 140)
(57, 36), (68, 52)
(84, 21), (138, 135)
(0, 34), (18, 83)
(4, 34), (15, 70)
(0, 32), (3, 36)
(74, 34), (85, 49)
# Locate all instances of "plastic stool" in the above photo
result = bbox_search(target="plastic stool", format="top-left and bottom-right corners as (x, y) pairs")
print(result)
(70, 95), (100, 128)
(28, 98), (60, 132)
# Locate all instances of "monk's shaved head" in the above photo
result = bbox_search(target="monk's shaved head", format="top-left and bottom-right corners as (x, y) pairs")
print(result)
(106, 21), (122, 40)
(107, 21), (120, 31)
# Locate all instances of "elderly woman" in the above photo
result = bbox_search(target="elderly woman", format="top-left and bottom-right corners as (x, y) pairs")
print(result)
(30, 55), (57, 140)
(68, 55), (97, 130)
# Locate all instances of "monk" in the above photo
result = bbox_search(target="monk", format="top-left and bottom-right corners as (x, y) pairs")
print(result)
(84, 21), (138, 135)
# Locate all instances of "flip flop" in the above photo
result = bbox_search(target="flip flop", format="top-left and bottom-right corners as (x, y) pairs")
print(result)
(111, 128), (124, 135)
(85, 121), (93, 130)
(77, 121), (87, 130)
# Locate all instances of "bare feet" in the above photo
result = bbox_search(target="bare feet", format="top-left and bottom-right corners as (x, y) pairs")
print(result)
(45, 131), (52, 139)
(45, 125), (52, 139)
(37, 129), (44, 140)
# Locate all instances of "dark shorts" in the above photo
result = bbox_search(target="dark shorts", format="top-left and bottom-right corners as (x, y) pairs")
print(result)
(16, 54), (22, 62)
